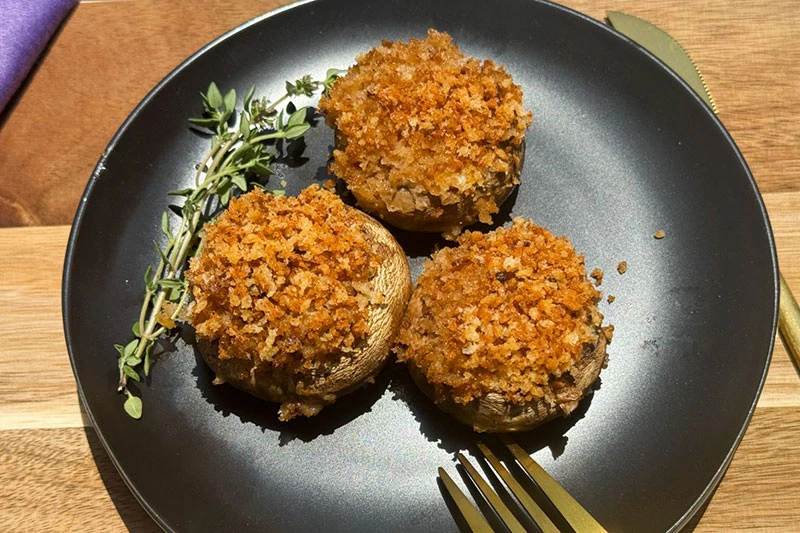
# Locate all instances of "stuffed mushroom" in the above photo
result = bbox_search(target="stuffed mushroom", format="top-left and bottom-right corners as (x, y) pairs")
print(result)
(187, 185), (412, 421)
(318, 30), (533, 238)
(393, 218), (612, 432)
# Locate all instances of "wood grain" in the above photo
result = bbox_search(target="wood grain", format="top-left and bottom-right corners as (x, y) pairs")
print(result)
(695, 407), (800, 531)
(1, 0), (799, 226)
(0, 226), (82, 430)
(762, 191), (800, 409)
(0, 427), (159, 533)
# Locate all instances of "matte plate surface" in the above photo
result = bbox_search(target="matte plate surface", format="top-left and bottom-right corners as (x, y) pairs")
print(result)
(63, 0), (778, 531)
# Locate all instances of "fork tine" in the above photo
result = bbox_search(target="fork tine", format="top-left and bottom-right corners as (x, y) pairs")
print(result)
(456, 453), (528, 533)
(437, 467), (494, 533)
(502, 438), (608, 533)
(476, 442), (560, 533)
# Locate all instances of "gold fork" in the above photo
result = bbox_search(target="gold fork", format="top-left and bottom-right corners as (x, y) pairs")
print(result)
(438, 438), (607, 533)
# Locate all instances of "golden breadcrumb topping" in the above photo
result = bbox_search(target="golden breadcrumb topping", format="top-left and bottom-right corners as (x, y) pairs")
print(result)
(394, 218), (604, 405)
(187, 186), (380, 372)
(318, 29), (532, 224)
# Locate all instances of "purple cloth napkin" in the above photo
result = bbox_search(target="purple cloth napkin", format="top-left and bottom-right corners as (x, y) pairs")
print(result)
(0, 0), (76, 113)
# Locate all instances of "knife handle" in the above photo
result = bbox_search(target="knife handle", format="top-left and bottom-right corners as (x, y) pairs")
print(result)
(779, 273), (800, 370)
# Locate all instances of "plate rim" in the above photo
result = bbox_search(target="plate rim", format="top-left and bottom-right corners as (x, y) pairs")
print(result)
(61, 0), (780, 530)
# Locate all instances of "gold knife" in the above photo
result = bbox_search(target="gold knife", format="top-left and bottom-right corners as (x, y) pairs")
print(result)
(607, 11), (800, 370)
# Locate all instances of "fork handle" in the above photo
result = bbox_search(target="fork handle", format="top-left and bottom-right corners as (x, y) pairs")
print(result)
(779, 273), (800, 371)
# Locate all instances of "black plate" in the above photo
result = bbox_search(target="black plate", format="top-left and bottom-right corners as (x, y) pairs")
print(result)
(63, 0), (778, 531)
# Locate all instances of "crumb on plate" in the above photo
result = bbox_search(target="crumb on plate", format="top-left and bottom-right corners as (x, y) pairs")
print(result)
(590, 267), (604, 286)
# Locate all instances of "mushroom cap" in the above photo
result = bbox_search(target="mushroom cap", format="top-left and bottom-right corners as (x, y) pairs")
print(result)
(406, 333), (607, 432)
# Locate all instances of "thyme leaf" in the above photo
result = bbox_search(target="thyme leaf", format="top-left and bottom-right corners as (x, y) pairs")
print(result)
(123, 393), (143, 419)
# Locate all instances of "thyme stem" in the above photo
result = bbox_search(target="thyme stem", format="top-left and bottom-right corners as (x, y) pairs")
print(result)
(115, 71), (343, 419)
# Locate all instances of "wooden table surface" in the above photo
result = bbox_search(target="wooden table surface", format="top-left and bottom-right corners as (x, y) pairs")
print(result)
(1, 0), (798, 530)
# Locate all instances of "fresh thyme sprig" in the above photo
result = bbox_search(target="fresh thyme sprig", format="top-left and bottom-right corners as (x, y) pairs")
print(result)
(116, 69), (344, 419)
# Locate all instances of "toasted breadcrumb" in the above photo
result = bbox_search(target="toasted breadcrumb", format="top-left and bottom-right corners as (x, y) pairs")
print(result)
(318, 29), (532, 230)
(607, 295), (615, 303)
(602, 325), (615, 343)
(590, 267), (604, 286)
(187, 186), (380, 372)
(155, 302), (177, 329)
(617, 261), (628, 275)
(654, 229), (666, 239)
(394, 218), (605, 406)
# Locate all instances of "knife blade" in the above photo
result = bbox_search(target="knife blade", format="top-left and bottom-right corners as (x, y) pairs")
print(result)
(607, 11), (800, 370)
